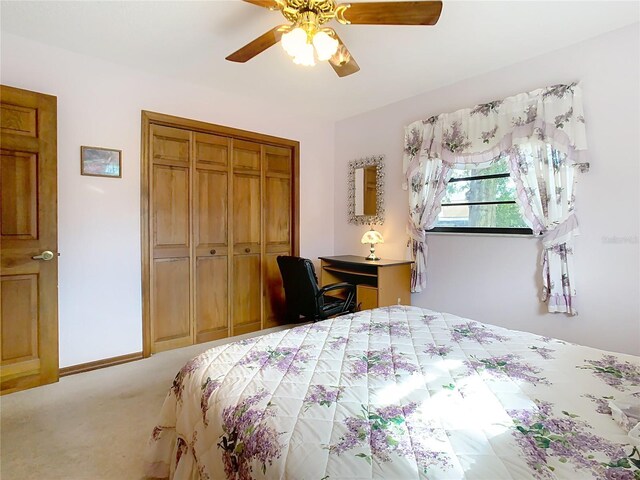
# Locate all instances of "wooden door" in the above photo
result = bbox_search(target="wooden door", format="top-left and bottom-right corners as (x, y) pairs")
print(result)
(0, 85), (58, 394)
(263, 145), (292, 328)
(149, 125), (192, 353)
(193, 132), (230, 343)
(231, 140), (262, 335)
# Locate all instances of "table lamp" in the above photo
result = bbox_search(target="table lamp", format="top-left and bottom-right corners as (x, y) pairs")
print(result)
(361, 227), (384, 261)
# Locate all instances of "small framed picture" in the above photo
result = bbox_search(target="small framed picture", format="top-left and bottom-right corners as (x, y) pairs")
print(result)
(81, 146), (122, 178)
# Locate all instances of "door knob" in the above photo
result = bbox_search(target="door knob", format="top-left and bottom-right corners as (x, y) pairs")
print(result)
(32, 250), (55, 261)
(245, 247), (251, 253)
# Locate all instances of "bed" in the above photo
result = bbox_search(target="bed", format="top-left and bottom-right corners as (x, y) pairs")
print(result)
(144, 306), (640, 479)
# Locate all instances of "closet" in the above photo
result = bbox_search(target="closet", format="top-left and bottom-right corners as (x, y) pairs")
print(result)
(141, 112), (299, 355)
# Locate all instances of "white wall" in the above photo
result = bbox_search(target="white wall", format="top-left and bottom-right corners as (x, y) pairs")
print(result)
(1, 33), (336, 367)
(334, 24), (640, 355)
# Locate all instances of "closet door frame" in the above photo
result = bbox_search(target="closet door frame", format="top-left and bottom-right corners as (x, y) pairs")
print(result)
(140, 111), (300, 358)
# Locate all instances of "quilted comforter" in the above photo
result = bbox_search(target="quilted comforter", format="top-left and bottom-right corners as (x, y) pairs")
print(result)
(144, 306), (640, 479)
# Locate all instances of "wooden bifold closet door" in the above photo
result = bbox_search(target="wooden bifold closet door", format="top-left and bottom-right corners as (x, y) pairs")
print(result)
(194, 132), (230, 344)
(142, 112), (299, 355)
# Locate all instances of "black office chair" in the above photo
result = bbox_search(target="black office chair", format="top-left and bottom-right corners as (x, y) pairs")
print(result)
(277, 255), (356, 323)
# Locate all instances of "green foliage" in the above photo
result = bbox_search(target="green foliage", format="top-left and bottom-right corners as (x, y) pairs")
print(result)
(355, 453), (372, 464)
(440, 157), (527, 228)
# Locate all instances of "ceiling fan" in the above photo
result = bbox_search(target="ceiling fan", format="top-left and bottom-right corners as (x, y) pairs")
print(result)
(226, 0), (443, 77)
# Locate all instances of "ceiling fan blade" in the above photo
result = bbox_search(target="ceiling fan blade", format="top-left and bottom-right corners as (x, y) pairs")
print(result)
(242, 0), (281, 9)
(226, 26), (286, 63)
(339, 1), (443, 25)
(329, 34), (360, 78)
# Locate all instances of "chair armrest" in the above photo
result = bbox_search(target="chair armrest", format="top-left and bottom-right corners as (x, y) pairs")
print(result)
(317, 282), (355, 297)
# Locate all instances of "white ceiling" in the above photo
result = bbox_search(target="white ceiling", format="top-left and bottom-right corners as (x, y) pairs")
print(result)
(1, 1), (638, 121)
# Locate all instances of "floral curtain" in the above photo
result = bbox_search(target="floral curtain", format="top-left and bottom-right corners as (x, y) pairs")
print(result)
(402, 82), (587, 313)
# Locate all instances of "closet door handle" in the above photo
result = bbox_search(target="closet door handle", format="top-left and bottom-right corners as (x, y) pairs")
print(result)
(245, 247), (251, 253)
(210, 249), (216, 255)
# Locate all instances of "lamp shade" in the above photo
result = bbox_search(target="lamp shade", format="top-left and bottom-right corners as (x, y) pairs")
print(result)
(281, 27), (307, 57)
(293, 42), (316, 66)
(312, 31), (339, 61)
(361, 229), (384, 245)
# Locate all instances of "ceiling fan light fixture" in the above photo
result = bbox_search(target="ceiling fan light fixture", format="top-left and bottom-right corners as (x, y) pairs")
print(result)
(312, 30), (339, 61)
(229, 0), (443, 77)
(293, 42), (316, 66)
(281, 26), (308, 57)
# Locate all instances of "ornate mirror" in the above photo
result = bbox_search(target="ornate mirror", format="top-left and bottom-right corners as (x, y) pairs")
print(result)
(348, 155), (385, 225)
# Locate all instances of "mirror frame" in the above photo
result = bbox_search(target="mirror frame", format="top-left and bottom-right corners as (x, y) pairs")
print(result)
(348, 155), (385, 225)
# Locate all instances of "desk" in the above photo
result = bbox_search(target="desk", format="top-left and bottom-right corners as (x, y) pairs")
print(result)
(318, 255), (413, 310)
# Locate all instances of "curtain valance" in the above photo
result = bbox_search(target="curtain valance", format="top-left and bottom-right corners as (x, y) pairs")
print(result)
(404, 82), (587, 177)
(402, 83), (587, 315)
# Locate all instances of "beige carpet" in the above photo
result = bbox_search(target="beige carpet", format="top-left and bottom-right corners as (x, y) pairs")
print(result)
(0, 326), (291, 480)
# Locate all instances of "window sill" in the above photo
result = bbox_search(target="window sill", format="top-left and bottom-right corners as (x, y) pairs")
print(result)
(427, 231), (537, 239)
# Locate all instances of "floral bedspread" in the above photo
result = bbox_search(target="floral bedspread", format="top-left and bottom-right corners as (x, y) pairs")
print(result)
(144, 306), (640, 479)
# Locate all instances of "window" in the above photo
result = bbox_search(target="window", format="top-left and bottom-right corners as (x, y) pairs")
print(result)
(432, 157), (532, 234)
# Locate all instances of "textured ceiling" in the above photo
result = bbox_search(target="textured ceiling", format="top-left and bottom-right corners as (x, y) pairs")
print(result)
(1, 1), (638, 121)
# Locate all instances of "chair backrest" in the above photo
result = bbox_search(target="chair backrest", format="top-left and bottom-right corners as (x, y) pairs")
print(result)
(276, 256), (321, 319)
